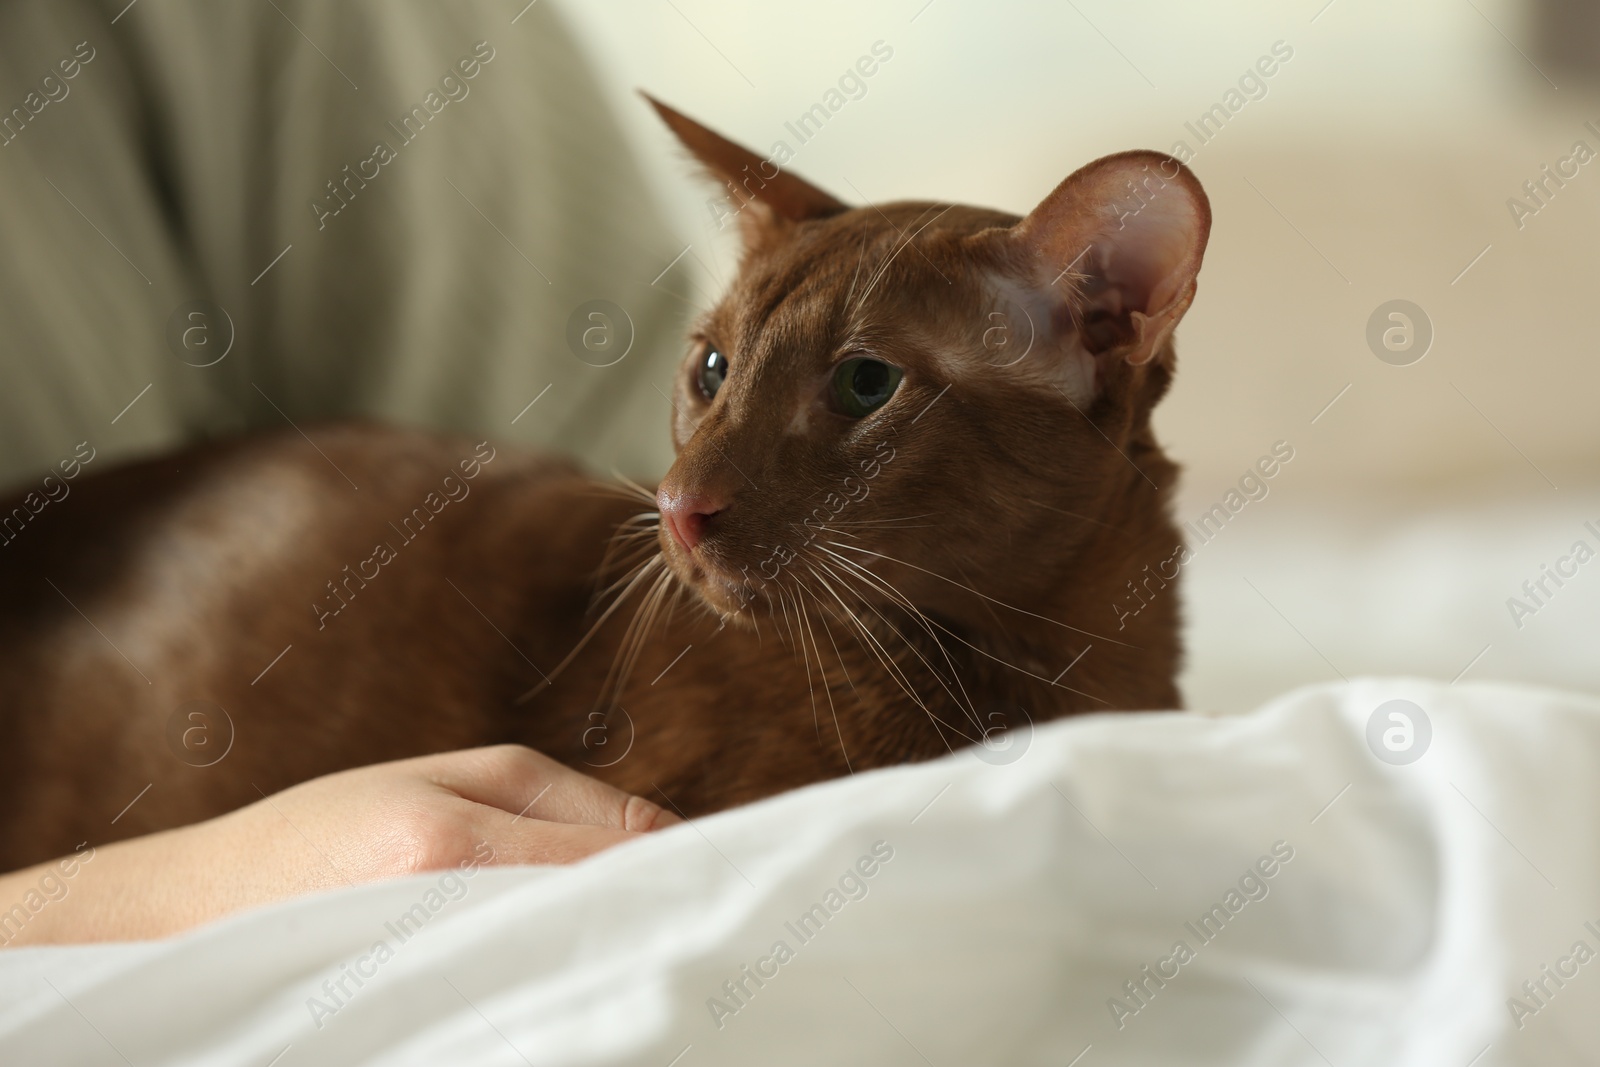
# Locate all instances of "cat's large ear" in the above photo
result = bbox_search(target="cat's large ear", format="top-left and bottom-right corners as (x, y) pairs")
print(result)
(642, 92), (849, 244)
(1003, 150), (1210, 375)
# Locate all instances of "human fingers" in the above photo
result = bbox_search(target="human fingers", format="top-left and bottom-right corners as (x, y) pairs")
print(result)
(409, 744), (679, 832)
(459, 805), (645, 866)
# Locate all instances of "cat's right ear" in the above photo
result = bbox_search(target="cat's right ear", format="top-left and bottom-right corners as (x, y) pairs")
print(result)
(642, 92), (848, 246)
(1000, 151), (1210, 380)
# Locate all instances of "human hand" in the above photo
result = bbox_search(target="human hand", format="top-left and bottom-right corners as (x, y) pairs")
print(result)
(0, 745), (678, 946)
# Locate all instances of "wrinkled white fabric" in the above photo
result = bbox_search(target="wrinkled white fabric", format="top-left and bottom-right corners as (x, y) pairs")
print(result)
(2, 677), (1595, 1066)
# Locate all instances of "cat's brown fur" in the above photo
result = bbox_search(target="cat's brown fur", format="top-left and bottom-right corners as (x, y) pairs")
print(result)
(0, 101), (1209, 871)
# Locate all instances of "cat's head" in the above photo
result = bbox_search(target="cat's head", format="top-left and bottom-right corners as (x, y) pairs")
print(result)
(644, 95), (1210, 632)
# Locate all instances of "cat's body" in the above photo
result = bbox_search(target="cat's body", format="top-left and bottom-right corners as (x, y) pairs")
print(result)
(0, 102), (1208, 871)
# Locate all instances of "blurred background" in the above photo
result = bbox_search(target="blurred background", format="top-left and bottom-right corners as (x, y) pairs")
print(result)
(0, 0), (1594, 712)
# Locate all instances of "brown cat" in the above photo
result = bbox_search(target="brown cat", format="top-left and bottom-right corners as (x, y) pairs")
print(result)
(0, 99), (1210, 872)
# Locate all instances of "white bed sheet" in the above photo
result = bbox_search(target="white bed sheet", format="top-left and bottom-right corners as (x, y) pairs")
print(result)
(3, 677), (1598, 1066)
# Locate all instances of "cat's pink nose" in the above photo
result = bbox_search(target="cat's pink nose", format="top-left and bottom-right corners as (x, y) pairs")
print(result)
(658, 489), (724, 553)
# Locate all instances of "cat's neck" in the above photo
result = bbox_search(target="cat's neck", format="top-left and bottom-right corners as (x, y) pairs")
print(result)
(853, 447), (1184, 737)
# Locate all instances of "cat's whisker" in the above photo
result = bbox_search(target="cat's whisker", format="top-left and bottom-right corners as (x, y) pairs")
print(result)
(808, 545), (988, 724)
(607, 520), (660, 539)
(604, 469), (666, 508)
(807, 524), (861, 542)
(828, 512), (940, 525)
(952, 556), (1011, 636)
(1014, 496), (1126, 534)
(604, 511), (659, 534)
(598, 564), (675, 712)
(605, 530), (660, 549)
(803, 561), (966, 755)
(821, 547), (1003, 720)
(786, 588), (807, 660)
(626, 570), (675, 685)
(816, 546), (1107, 704)
(803, 568), (865, 711)
(807, 551), (971, 726)
(926, 615), (1110, 705)
(516, 553), (665, 704)
(792, 588), (825, 743)
(586, 479), (659, 509)
(776, 586), (800, 655)
(592, 539), (664, 607)
(809, 593), (859, 774)
(807, 548), (984, 739)
(763, 584), (782, 639)
(803, 562), (928, 714)
(793, 572), (854, 774)
(666, 579), (688, 628)
(809, 546), (944, 649)
(852, 200), (940, 313)
(597, 528), (663, 574)
(741, 585), (764, 643)
(823, 539), (1137, 649)
(641, 566), (679, 659)
(820, 516), (940, 529)
(770, 585), (788, 649)
(759, 583), (777, 630)
(811, 576), (863, 700)
(777, 587), (793, 653)
(593, 570), (658, 707)
(594, 511), (663, 593)
(855, 204), (955, 313)
(842, 236), (868, 309)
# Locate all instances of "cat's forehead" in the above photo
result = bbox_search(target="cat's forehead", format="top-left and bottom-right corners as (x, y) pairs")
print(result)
(709, 201), (1015, 359)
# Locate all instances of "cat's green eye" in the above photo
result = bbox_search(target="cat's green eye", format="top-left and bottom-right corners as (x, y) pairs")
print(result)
(831, 357), (903, 418)
(697, 347), (728, 400)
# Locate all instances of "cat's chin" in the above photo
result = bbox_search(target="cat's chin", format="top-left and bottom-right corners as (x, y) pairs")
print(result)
(668, 560), (774, 629)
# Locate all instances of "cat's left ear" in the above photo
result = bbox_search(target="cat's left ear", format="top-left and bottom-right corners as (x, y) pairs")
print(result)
(1002, 150), (1210, 370)
(642, 92), (848, 244)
